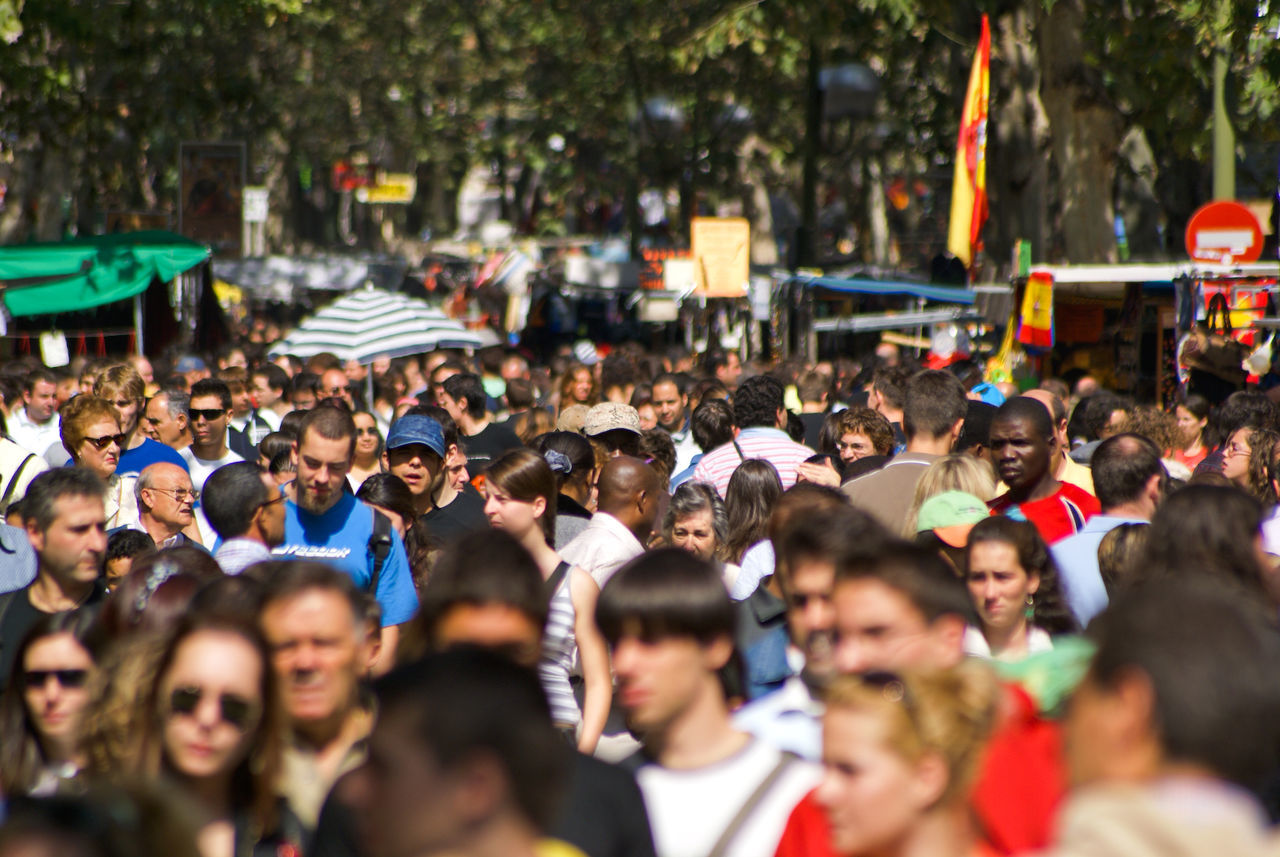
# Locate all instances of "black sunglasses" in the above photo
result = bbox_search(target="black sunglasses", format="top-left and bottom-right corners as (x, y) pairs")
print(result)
(83, 434), (125, 450)
(24, 669), (89, 689)
(168, 686), (257, 731)
(187, 408), (227, 422)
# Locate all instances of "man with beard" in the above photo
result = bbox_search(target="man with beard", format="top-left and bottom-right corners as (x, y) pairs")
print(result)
(988, 396), (1099, 545)
(652, 373), (698, 475)
(274, 405), (418, 674)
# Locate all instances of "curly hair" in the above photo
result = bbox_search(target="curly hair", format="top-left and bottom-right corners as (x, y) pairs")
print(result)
(835, 407), (895, 457)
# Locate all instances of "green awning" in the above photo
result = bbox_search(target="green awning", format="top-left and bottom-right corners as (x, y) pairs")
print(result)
(0, 231), (210, 317)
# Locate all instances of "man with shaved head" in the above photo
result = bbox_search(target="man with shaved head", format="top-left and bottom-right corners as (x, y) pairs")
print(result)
(989, 397), (1100, 545)
(1021, 389), (1094, 496)
(561, 456), (662, 587)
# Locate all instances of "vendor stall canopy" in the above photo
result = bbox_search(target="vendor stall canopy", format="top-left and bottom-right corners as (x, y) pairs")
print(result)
(794, 274), (975, 305)
(0, 231), (209, 317)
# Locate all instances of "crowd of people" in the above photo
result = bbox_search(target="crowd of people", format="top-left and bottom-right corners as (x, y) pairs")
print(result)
(1, 338), (1280, 857)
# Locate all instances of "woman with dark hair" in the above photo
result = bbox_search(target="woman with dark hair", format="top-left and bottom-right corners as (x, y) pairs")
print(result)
(357, 473), (435, 593)
(1140, 483), (1272, 604)
(348, 411), (384, 490)
(530, 430), (597, 548)
(1171, 394), (1211, 471)
(1222, 426), (1280, 506)
(0, 611), (97, 796)
(557, 362), (598, 413)
(483, 448), (610, 754)
(723, 459), (783, 565)
(963, 516), (1078, 660)
(131, 613), (297, 857)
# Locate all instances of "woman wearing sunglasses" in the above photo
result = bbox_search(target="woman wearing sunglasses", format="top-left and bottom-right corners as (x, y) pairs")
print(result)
(815, 664), (998, 857)
(349, 411), (385, 490)
(0, 610), (97, 796)
(137, 612), (297, 857)
(59, 395), (136, 530)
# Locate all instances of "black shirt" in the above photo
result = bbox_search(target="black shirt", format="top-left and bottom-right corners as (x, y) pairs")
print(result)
(799, 412), (827, 450)
(461, 421), (524, 473)
(421, 483), (489, 544)
(0, 579), (108, 686)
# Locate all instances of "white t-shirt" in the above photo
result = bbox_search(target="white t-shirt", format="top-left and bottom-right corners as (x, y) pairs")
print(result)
(180, 446), (244, 491)
(636, 736), (820, 857)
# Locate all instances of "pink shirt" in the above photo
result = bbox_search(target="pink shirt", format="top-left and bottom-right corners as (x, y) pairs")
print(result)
(692, 428), (815, 496)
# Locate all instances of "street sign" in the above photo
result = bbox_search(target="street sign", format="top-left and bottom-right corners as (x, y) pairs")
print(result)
(691, 217), (750, 298)
(1185, 200), (1263, 264)
(243, 187), (269, 223)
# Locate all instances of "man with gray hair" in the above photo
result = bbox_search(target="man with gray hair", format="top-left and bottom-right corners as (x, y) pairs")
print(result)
(140, 388), (193, 453)
(127, 462), (203, 549)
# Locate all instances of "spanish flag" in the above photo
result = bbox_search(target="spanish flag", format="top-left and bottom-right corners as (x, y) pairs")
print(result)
(947, 14), (990, 270)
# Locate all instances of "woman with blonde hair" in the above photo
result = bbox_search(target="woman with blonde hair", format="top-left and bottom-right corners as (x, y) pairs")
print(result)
(902, 453), (996, 537)
(483, 447), (611, 754)
(557, 361), (598, 412)
(816, 663), (999, 857)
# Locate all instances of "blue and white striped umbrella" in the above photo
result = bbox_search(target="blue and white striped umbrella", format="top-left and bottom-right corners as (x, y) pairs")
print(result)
(269, 286), (484, 364)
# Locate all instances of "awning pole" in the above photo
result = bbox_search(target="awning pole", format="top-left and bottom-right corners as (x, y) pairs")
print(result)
(133, 293), (144, 355)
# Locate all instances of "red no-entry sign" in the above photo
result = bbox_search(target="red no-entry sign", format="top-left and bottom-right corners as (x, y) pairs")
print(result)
(1185, 201), (1264, 264)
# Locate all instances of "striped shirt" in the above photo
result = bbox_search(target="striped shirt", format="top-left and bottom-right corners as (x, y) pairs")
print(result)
(692, 428), (815, 497)
(540, 562), (581, 728)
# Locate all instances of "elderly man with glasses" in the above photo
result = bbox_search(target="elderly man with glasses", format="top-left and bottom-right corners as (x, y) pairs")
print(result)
(127, 462), (204, 549)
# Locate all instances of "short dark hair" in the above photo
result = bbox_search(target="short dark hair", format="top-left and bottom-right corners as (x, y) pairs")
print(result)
(732, 375), (784, 430)
(702, 350), (735, 378)
(255, 559), (365, 627)
(872, 367), (910, 410)
(691, 398), (735, 452)
(22, 468), (106, 532)
(1087, 579), (1280, 788)
(442, 373), (487, 419)
(504, 377), (535, 410)
(1090, 433), (1165, 509)
(253, 364), (290, 396)
(596, 548), (735, 645)
(955, 400), (997, 454)
(652, 372), (687, 396)
(297, 404), (356, 456)
(202, 462), (271, 540)
(902, 370), (968, 440)
(373, 648), (568, 829)
(189, 378), (232, 410)
(414, 529), (548, 645)
(835, 540), (979, 626)
(776, 506), (890, 590)
(22, 368), (56, 394)
(1082, 393), (1133, 440)
(991, 395), (1055, 440)
(107, 528), (155, 564)
(291, 372), (321, 400)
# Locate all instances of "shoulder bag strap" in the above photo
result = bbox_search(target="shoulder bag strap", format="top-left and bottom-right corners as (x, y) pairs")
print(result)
(545, 560), (571, 602)
(705, 751), (799, 857)
(367, 510), (393, 594)
(0, 454), (35, 510)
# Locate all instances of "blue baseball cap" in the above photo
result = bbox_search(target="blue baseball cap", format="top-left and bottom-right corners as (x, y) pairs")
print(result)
(385, 415), (446, 459)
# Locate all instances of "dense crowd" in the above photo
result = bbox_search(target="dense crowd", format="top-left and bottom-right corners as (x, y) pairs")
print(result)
(1, 338), (1279, 857)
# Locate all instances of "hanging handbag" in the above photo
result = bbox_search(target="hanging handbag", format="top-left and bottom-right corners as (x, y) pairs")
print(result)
(1181, 292), (1249, 385)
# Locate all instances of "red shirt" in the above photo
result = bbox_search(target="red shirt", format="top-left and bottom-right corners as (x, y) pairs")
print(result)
(773, 685), (1065, 857)
(988, 482), (1100, 545)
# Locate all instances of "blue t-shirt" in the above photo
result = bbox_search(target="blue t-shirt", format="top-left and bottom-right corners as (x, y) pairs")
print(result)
(117, 437), (189, 477)
(274, 492), (419, 626)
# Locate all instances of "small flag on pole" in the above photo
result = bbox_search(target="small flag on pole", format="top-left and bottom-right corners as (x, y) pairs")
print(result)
(947, 14), (990, 270)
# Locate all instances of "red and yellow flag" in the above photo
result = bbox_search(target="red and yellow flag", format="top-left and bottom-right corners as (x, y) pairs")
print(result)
(947, 14), (990, 270)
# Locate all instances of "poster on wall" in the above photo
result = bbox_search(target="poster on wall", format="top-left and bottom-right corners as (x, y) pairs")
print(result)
(179, 142), (245, 258)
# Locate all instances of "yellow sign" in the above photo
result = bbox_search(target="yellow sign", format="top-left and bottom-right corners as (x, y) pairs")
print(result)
(357, 173), (418, 204)
(691, 217), (750, 298)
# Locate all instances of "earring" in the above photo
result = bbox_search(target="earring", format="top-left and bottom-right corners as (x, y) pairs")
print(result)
(1024, 594), (1035, 621)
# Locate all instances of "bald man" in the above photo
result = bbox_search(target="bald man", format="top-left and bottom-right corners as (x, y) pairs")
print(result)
(1021, 389), (1095, 496)
(560, 456), (662, 587)
(131, 462), (204, 548)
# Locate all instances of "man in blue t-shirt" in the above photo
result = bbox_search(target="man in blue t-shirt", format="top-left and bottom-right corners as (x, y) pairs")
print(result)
(274, 405), (418, 674)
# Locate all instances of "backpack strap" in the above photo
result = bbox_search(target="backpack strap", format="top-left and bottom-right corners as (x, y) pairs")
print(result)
(705, 750), (800, 857)
(545, 560), (571, 602)
(0, 454), (35, 510)
(367, 510), (393, 594)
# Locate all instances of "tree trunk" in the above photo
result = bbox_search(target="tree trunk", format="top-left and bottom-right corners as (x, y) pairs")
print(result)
(1038, 0), (1125, 264)
(987, 5), (1051, 272)
(738, 135), (778, 266)
(865, 157), (890, 266)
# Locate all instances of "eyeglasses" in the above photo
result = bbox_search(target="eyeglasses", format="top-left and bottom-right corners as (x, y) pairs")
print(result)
(256, 494), (285, 512)
(355, 427), (380, 437)
(150, 487), (199, 502)
(1227, 441), (1252, 457)
(24, 669), (89, 689)
(168, 686), (257, 731)
(82, 434), (125, 450)
(187, 408), (227, 422)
